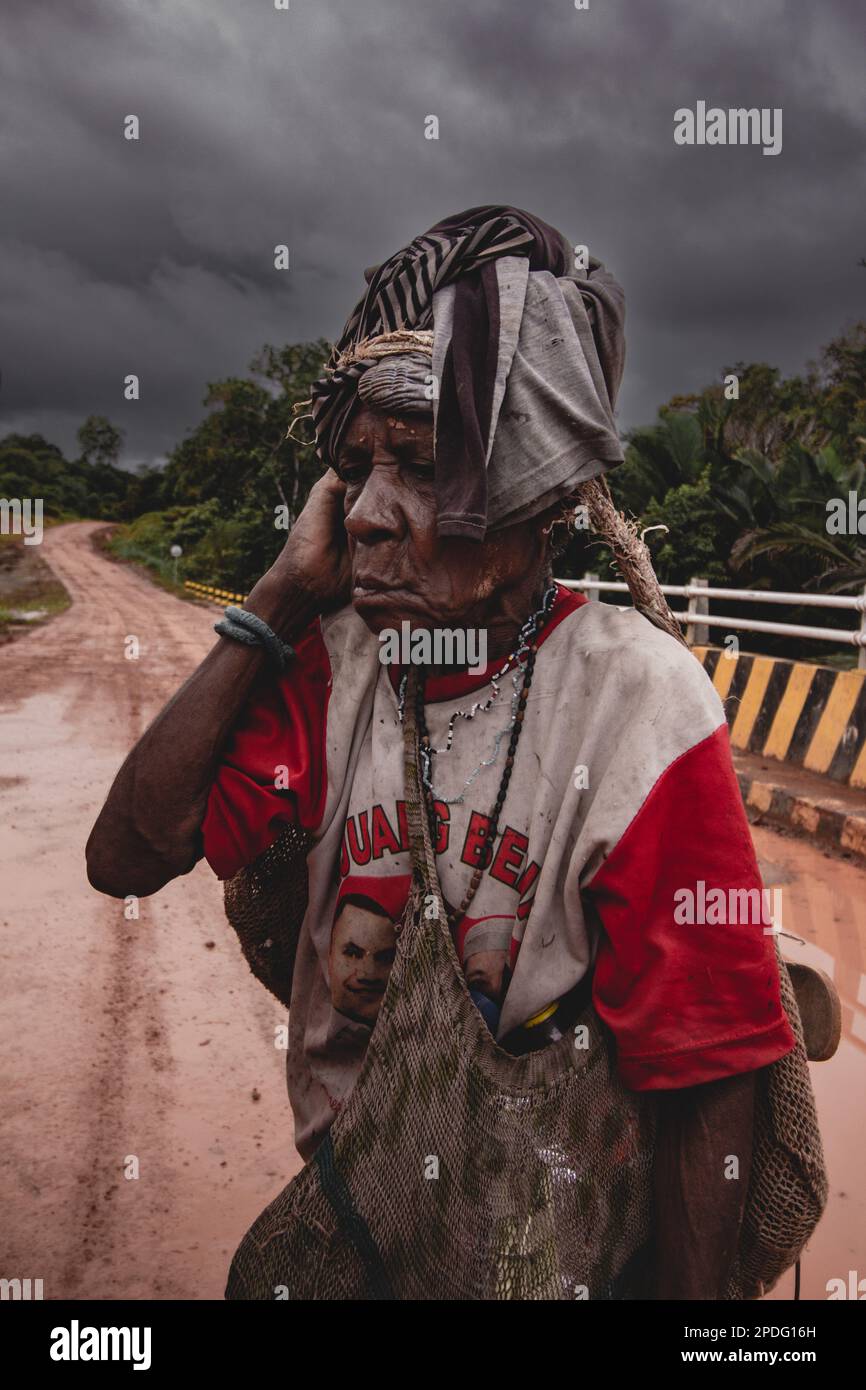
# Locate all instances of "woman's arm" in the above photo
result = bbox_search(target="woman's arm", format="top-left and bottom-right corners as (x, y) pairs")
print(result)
(653, 1068), (757, 1299)
(85, 471), (349, 900)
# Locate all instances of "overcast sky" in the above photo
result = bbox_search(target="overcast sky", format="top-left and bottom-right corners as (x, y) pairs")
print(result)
(1, 0), (863, 470)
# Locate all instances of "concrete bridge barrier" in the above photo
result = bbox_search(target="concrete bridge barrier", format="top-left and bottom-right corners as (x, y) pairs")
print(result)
(695, 648), (866, 790)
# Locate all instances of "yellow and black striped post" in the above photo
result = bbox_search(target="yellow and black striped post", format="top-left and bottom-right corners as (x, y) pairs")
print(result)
(695, 647), (866, 790)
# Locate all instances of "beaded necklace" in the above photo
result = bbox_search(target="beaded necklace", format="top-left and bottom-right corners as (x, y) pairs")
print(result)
(396, 584), (557, 802)
(410, 583), (557, 929)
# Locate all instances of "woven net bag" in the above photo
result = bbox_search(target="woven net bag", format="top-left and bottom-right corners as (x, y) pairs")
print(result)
(223, 675), (657, 1300)
(223, 822), (311, 1010)
(724, 938), (828, 1299)
(224, 867), (658, 1299)
(222, 672), (827, 1300)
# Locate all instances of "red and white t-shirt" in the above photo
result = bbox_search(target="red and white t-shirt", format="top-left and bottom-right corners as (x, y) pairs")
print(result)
(203, 585), (795, 1160)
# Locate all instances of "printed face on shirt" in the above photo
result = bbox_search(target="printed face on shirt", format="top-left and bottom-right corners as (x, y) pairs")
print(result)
(464, 948), (510, 1006)
(329, 896), (397, 1026)
(337, 405), (548, 641)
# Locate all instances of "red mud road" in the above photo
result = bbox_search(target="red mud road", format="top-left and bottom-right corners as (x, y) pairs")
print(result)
(0, 522), (301, 1300)
(1, 521), (864, 1300)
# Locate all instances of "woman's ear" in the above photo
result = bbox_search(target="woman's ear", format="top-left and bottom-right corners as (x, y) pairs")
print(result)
(536, 505), (561, 542)
(537, 505), (574, 561)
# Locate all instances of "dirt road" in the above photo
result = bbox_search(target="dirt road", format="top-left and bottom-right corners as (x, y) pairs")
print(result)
(1, 521), (863, 1300)
(0, 522), (302, 1300)
(752, 824), (866, 1300)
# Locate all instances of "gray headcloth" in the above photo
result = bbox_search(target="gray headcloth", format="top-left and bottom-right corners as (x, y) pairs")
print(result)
(347, 253), (624, 531)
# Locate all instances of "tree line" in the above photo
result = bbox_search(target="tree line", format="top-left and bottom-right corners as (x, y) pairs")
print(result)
(2, 324), (864, 663)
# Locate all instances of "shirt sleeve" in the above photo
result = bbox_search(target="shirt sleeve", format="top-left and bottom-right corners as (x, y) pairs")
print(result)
(201, 617), (331, 879)
(585, 723), (796, 1090)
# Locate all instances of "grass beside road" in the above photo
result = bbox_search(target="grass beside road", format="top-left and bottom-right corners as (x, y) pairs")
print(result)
(93, 522), (180, 595)
(93, 522), (212, 605)
(0, 533), (71, 644)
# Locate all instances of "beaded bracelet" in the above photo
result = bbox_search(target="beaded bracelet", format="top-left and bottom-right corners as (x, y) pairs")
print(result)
(214, 605), (295, 672)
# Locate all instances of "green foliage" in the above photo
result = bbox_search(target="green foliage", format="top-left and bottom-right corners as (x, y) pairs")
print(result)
(603, 322), (866, 660)
(77, 415), (123, 470)
(0, 342), (330, 591)
(4, 320), (865, 662)
(151, 340), (329, 591)
(639, 471), (733, 584)
(0, 424), (134, 521)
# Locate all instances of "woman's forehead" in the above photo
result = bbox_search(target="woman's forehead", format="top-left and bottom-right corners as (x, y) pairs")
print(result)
(341, 405), (433, 448)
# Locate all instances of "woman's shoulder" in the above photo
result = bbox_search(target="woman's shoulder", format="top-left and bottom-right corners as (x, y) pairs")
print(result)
(554, 597), (724, 716)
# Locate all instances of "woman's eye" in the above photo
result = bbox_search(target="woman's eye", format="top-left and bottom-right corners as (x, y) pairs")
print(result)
(338, 460), (370, 484)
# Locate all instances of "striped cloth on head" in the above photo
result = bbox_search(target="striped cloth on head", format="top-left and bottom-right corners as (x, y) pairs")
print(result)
(310, 205), (626, 540)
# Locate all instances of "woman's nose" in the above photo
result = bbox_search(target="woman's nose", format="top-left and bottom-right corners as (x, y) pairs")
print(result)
(344, 464), (405, 543)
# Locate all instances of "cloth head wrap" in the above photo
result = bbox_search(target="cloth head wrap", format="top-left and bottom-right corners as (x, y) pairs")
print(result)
(310, 204), (626, 540)
(356, 352), (433, 415)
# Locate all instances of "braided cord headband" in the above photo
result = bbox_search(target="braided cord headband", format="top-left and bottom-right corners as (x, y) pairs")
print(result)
(214, 606), (296, 672)
(287, 330), (435, 445)
(334, 329), (434, 371)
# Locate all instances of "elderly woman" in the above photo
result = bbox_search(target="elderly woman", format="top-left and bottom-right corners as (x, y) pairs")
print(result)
(87, 206), (796, 1300)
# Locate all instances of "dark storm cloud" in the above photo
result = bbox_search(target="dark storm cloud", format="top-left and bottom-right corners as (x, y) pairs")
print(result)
(1, 0), (863, 468)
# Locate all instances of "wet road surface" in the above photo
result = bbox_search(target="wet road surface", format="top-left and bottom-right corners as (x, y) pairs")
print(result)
(0, 522), (862, 1299)
(0, 522), (302, 1299)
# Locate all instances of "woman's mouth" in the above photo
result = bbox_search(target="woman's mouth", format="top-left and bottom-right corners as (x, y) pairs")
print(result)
(352, 580), (425, 608)
(353, 574), (416, 593)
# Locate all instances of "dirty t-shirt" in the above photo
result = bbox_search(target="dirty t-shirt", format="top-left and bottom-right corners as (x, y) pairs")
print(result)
(202, 585), (795, 1161)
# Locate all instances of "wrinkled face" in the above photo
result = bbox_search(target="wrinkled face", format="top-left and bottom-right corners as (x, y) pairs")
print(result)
(337, 405), (546, 639)
(329, 903), (397, 1026)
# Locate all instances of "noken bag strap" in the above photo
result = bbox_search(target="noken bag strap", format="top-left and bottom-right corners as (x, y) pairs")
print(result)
(401, 667), (449, 920)
(401, 670), (826, 1304)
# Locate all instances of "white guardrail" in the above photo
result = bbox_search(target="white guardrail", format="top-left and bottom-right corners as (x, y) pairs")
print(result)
(560, 574), (866, 670)
(186, 575), (866, 669)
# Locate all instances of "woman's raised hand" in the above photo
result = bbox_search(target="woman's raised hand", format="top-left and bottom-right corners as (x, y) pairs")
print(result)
(267, 469), (352, 612)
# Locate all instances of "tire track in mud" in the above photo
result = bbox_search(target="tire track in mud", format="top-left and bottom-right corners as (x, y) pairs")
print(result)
(56, 535), (213, 1296)
(58, 639), (176, 1295)
(1, 522), (301, 1299)
(59, 897), (168, 1292)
